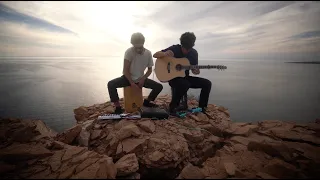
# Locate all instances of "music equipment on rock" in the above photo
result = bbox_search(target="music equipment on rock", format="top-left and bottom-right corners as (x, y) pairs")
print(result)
(139, 106), (169, 120)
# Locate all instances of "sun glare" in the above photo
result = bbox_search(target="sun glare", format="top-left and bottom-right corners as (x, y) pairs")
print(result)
(83, 1), (154, 44)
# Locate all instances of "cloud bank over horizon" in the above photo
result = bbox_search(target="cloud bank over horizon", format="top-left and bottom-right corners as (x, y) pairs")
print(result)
(0, 1), (320, 60)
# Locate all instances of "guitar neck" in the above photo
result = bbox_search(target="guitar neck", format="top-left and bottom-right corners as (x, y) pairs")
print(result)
(182, 65), (218, 70)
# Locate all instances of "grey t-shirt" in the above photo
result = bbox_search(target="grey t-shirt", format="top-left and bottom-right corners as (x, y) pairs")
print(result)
(124, 47), (154, 82)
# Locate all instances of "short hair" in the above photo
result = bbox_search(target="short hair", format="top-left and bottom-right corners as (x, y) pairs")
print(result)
(131, 32), (145, 46)
(180, 32), (196, 50)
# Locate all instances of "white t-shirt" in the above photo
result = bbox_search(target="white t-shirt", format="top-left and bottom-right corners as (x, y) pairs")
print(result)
(124, 47), (154, 82)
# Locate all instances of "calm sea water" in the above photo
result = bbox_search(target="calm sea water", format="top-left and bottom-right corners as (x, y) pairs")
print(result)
(0, 57), (319, 132)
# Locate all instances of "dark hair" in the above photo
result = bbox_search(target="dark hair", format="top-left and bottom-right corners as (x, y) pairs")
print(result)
(180, 32), (196, 50)
(131, 32), (145, 45)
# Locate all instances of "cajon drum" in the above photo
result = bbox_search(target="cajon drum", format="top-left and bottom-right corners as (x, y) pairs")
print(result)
(123, 86), (143, 113)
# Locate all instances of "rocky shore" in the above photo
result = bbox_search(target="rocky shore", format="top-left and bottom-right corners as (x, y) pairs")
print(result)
(1, 95), (319, 179)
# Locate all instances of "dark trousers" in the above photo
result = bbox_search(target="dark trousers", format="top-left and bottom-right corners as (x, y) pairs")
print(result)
(169, 76), (212, 109)
(107, 75), (163, 102)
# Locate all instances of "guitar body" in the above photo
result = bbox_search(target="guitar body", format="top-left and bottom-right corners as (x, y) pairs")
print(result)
(155, 57), (190, 82)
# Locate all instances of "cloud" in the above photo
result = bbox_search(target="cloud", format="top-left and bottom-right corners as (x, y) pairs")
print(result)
(0, 1), (319, 59)
(0, 3), (77, 35)
(290, 31), (320, 39)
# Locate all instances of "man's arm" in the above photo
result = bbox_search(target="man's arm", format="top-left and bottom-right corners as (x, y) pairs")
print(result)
(153, 45), (175, 58)
(189, 49), (200, 75)
(141, 67), (152, 80)
(123, 60), (135, 84)
(141, 51), (154, 80)
(122, 49), (135, 84)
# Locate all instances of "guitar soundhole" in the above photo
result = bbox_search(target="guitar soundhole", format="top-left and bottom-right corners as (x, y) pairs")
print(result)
(176, 64), (182, 71)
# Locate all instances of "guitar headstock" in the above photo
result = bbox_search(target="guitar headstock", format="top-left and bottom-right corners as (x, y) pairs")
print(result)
(216, 65), (227, 71)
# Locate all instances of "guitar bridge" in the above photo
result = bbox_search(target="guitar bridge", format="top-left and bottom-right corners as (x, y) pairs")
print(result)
(167, 62), (170, 73)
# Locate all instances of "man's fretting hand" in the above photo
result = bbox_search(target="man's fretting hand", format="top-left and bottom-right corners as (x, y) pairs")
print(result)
(192, 68), (200, 75)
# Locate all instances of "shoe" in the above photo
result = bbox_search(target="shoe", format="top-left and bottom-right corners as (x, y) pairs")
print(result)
(169, 105), (186, 116)
(143, 99), (159, 108)
(114, 106), (124, 114)
(201, 107), (207, 113)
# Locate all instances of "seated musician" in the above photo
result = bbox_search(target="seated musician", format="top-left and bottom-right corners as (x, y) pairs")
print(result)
(107, 32), (163, 114)
(153, 32), (212, 114)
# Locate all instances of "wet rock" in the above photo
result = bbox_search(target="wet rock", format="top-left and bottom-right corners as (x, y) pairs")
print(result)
(62, 146), (87, 162)
(94, 124), (101, 129)
(117, 124), (142, 141)
(226, 123), (258, 137)
(72, 162), (101, 178)
(55, 124), (82, 144)
(115, 153), (139, 176)
(262, 158), (299, 178)
(223, 162), (236, 176)
(0, 162), (16, 174)
(11, 126), (37, 143)
(256, 172), (277, 179)
(31, 119), (57, 139)
(0, 143), (53, 162)
(91, 130), (102, 140)
(123, 173), (140, 179)
(182, 130), (204, 143)
(77, 120), (94, 147)
(137, 120), (155, 133)
(247, 141), (295, 162)
(117, 138), (146, 155)
(270, 128), (320, 146)
(202, 150), (270, 179)
(217, 106), (227, 112)
(114, 120), (134, 131)
(74, 106), (89, 122)
(51, 140), (65, 150)
(179, 163), (205, 179)
(74, 106), (88, 115)
(96, 157), (117, 179)
(189, 114), (199, 121)
(201, 157), (228, 179)
(197, 112), (210, 122)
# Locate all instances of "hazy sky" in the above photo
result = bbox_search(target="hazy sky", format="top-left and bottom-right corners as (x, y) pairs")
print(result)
(0, 1), (320, 59)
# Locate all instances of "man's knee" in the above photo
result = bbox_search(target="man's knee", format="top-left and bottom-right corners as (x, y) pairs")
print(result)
(107, 79), (115, 88)
(156, 83), (163, 91)
(204, 79), (212, 88)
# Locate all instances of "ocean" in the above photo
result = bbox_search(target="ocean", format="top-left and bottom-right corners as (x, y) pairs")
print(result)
(0, 57), (319, 132)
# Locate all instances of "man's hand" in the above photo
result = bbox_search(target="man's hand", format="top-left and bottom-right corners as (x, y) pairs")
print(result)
(192, 68), (200, 75)
(164, 50), (174, 57)
(130, 82), (141, 91)
(153, 50), (174, 58)
(137, 78), (145, 88)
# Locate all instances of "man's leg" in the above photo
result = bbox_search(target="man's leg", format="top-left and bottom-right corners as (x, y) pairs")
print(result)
(185, 76), (212, 110)
(107, 75), (131, 113)
(143, 78), (163, 107)
(168, 77), (190, 112)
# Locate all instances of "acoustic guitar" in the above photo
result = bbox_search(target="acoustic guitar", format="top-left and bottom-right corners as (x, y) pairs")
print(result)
(154, 57), (227, 82)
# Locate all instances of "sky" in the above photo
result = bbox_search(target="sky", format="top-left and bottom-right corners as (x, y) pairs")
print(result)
(0, 1), (320, 60)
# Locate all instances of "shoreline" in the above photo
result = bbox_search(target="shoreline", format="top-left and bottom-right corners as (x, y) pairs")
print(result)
(285, 61), (320, 64)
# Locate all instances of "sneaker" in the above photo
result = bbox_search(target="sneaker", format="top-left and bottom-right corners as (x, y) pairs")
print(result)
(143, 99), (159, 108)
(201, 107), (207, 113)
(169, 105), (186, 116)
(114, 106), (124, 114)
